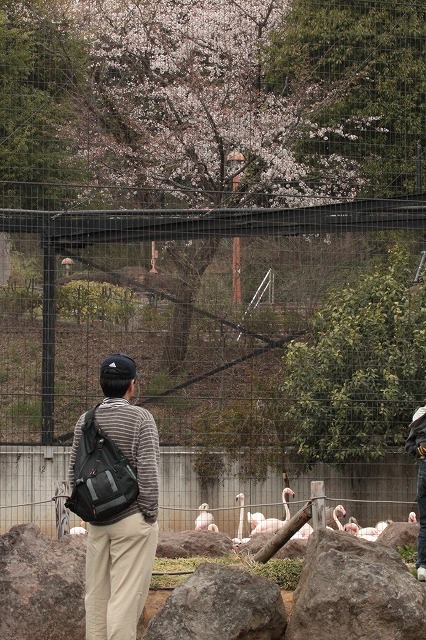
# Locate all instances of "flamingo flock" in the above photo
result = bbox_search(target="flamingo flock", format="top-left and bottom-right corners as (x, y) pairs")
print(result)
(193, 492), (417, 545)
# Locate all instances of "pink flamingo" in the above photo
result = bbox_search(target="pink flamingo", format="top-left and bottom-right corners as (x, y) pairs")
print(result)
(331, 504), (346, 530)
(250, 488), (295, 537)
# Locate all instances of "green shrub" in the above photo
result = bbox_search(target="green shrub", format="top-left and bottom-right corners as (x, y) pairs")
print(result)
(57, 280), (137, 328)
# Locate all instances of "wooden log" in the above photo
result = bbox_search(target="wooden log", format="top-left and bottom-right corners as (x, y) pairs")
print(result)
(253, 501), (313, 564)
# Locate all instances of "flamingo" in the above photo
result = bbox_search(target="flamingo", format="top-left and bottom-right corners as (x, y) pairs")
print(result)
(344, 520), (378, 541)
(408, 511), (418, 523)
(291, 522), (314, 539)
(233, 493), (251, 546)
(207, 523), (219, 532)
(70, 520), (87, 535)
(194, 503), (214, 530)
(356, 527), (379, 541)
(282, 487), (295, 521)
(347, 521), (379, 541)
(250, 517), (288, 537)
(375, 519), (392, 533)
(344, 522), (359, 535)
(250, 487), (295, 537)
(247, 511), (265, 529)
(332, 504), (346, 530)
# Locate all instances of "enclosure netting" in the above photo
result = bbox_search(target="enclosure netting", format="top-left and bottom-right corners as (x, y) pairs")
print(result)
(0, 0), (425, 537)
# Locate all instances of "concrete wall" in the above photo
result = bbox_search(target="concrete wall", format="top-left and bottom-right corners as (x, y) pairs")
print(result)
(0, 445), (419, 539)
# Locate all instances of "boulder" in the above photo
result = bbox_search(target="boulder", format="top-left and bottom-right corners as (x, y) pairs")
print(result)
(156, 530), (234, 558)
(376, 521), (419, 549)
(285, 528), (426, 640)
(142, 562), (287, 640)
(0, 523), (86, 640)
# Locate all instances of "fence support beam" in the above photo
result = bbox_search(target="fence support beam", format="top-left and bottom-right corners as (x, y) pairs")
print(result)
(253, 500), (313, 564)
(311, 480), (326, 531)
(41, 220), (56, 445)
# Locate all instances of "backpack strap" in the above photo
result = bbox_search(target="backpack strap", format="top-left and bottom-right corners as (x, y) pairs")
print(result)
(81, 403), (102, 433)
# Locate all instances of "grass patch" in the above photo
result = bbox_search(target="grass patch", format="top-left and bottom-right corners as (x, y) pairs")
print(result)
(150, 556), (303, 590)
(397, 543), (417, 564)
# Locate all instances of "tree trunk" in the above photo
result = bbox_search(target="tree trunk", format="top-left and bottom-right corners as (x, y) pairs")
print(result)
(160, 238), (221, 374)
(161, 278), (196, 375)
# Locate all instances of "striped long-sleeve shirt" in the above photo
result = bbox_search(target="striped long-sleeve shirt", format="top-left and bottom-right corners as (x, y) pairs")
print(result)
(68, 398), (159, 525)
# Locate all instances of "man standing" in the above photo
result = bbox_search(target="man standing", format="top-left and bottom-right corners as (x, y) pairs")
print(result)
(405, 403), (426, 582)
(68, 353), (159, 640)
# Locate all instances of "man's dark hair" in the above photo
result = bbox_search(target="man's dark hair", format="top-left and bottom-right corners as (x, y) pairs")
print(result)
(100, 377), (132, 398)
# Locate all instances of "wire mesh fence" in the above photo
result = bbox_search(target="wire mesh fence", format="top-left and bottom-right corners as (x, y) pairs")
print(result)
(0, 0), (425, 538)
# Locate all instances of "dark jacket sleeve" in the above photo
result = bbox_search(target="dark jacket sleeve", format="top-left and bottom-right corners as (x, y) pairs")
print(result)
(405, 414), (426, 457)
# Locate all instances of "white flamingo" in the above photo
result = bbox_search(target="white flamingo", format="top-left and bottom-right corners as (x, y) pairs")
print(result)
(356, 526), (379, 541)
(291, 522), (313, 539)
(247, 511), (265, 528)
(233, 493), (251, 546)
(247, 510), (265, 529)
(408, 511), (417, 523)
(375, 519), (392, 533)
(344, 518), (379, 541)
(70, 520), (87, 535)
(282, 487), (295, 521)
(194, 503), (214, 530)
(207, 523), (219, 532)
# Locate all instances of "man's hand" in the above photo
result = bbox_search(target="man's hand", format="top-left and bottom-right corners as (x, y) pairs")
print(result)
(418, 443), (426, 457)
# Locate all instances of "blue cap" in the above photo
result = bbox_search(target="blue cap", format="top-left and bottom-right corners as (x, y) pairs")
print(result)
(100, 353), (137, 379)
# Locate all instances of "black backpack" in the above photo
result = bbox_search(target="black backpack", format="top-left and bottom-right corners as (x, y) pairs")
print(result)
(65, 405), (139, 522)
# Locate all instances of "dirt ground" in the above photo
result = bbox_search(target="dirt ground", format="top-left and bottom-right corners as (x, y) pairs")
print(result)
(141, 589), (294, 629)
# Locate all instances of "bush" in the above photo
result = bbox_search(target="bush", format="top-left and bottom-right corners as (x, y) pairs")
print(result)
(57, 280), (137, 328)
(0, 283), (41, 318)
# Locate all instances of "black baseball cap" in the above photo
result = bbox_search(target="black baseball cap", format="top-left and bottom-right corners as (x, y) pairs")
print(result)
(100, 353), (138, 379)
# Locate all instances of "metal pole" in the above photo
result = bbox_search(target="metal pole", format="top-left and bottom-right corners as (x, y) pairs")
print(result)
(232, 236), (241, 305)
(416, 143), (423, 193)
(41, 217), (56, 445)
(232, 174), (241, 305)
(150, 240), (158, 273)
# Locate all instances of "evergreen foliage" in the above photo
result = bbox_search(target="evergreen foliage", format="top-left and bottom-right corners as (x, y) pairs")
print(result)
(279, 243), (426, 466)
(264, 0), (426, 195)
(0, 0), (86, 209)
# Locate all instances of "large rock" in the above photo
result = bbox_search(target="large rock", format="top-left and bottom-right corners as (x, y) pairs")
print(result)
(285, 528), (426, 640)
(156, 530), (234, 558)
(376, 521), (419, 549)
(0, 523), (86, 640)
(142, 562), (287, 640)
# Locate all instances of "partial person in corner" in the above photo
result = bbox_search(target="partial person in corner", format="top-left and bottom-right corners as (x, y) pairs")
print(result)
(68, 353), (160, 640)
(405, 402), (426, 582)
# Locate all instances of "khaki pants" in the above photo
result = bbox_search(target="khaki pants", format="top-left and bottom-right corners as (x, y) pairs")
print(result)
(85, 513), (158, 640)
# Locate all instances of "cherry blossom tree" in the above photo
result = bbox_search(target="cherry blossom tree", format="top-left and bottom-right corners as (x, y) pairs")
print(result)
(66, 0), (364, 372)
